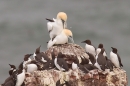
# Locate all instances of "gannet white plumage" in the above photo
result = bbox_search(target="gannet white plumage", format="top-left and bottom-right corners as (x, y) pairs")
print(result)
(63, 29), (74, 43)
(47, 28), (74, 48)
(47, 29), (68, 48)
(46, 12), (67, 40)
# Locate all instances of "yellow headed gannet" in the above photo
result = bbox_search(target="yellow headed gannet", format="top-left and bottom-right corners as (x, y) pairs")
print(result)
(47, 28), (74, 48)
(63, 29), (74, 43)
(46, 12), (67, 40)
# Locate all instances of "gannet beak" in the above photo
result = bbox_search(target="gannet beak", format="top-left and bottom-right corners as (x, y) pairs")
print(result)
(68, 36), (74, 43)
(61, 19), (65, 28)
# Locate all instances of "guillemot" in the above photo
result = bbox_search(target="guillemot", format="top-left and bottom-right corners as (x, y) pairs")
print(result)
(110, 47), (123, 68)
(82, 39), (96, 57)
(54, 52), (69, 72)
(94, 48), (107, 71)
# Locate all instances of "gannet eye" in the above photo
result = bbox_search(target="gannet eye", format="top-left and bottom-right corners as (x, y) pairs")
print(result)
(69, 36), (72, 38)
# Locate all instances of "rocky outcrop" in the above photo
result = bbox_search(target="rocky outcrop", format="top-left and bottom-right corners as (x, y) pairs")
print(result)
(24, 43), (128, 86)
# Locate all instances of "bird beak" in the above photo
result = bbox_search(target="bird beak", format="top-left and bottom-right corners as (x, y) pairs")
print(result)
(61, 19), (65, 28)
(81, 41), (86, 43)
(29, 54), (33, 56)
(68, 36), (74, 43)
(111, 47), (114, 49)
(46, 18), (54, 22)
(9, 64), (11, 67)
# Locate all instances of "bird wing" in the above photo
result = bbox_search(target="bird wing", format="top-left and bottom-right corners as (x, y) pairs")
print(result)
(117, 53), (123, 67)
(57, 58), (69, 71)
(47, 22), (54, 33)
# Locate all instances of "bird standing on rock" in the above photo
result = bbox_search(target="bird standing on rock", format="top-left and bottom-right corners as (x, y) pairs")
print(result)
(94, 48), (107, 71)
(81, 39), (96, 57)
(110, 47), (123, 68)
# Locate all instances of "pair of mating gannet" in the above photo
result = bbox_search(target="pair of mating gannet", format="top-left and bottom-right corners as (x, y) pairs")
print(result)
(46, 12), (74, 48)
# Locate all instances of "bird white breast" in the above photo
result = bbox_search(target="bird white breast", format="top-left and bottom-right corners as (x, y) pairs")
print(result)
(15, 69), (25, 86)
(33, 52), (36, 58)
(96, 48), (101, 55)
(94, 55), (101, 70)
(72, 62), (78, 70)
(27, 64), (38, 73)
(85, 44), (96, 56)
(110, 51), (120, 68)
(41, 57), (47, 62)
(54, 58), (65, 71)
(96, 48), (107, 57)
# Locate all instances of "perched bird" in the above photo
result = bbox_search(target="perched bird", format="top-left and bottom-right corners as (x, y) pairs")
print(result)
(42, 52), (55, 70)
(96, 43), (107, 59)
(63, 29), (74, 43)
(105, 58), (115, 71)
(80, 56), (89, 65)
(72, 57), (89, 73)
(33, 46), (50, 63)
(2, 75), (16, 86)
(81, 39), (96, 57)
(23, 54), (33, 67)
(47, 29), (68, 48)
(46, 12), (67, 40)
(15, 63), (26, 86)
(9, 64), (17, 76)
(110, 47), (123, 68)
(86, 52), (96, 65)
(94, 48), (107, 71)
(54, 52), (69, 71)
(2, 67), (17, 86)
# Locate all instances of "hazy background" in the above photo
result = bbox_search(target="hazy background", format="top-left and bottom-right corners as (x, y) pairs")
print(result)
(0, 0), (129, 85)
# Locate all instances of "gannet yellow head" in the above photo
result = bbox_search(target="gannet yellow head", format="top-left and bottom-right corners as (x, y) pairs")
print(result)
(63, 29), (74, 43)
(57, 12), (67, 21)
(57, 12), (67, 29)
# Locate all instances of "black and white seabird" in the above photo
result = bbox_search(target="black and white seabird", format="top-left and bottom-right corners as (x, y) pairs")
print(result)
(86, 52), (96, 65)
(33, 46), (50, 63)
(80, 56), (89, 65)
(72, 58), (89, 73)
(42, 52), (55, 70)
(15, 64), (25, 86)
(23, 54), (33, 67)
(110, 47), (123, 68)
(96, 43), (107, 59)
(9, 64), (17, 76)
(2, 67), (17, 86)
(94, 48), (107, 71)
(54, 52), (69, 72)
(81, 39), (96, 57)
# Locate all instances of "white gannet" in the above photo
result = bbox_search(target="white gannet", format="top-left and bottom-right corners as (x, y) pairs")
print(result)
(46, 12), (67, 40)
(47, 28), (74, 48)
(47, 29), (68, 48)
(63, 29), (74, 43)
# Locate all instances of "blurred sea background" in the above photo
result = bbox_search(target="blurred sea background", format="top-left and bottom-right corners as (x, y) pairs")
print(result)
(0, 0), (130, 85)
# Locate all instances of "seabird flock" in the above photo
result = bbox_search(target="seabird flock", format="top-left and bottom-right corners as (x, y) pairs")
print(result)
(1, 12), (123, 86)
